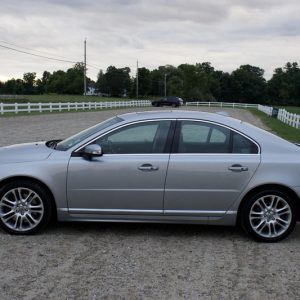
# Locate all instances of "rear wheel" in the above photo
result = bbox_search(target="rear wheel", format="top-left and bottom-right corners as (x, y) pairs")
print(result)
(241, 190), (296, 242)
(0, 181), (52, 234)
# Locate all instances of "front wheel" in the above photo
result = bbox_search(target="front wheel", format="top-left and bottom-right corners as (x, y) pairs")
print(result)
(0, 181), (52, 234)
(241, 190), (296, 242)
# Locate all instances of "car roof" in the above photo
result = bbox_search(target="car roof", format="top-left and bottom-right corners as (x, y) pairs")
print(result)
(116, 110), (299, 153)
(118, 110), (247, 128)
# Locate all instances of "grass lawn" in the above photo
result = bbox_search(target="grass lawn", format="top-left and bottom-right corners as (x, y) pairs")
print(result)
(279, 106), (300, 114)
(249, 108), (300, 143)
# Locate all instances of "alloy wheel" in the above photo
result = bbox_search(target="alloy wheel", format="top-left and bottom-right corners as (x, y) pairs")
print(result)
(0, 187), (44, 232)
(249, 194), (292, 239)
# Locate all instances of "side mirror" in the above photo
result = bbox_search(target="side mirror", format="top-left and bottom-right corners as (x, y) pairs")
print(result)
(82, 144), (103, 160)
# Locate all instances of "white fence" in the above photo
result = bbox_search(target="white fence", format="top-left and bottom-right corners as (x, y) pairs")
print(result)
(258, 105), (300, 129)
(0, 100), (151, 115)
(278, 109), (300, 129)
(185, 102), (258, 109)
(258, 104), (273, 116)
(1, 100), (299, 130)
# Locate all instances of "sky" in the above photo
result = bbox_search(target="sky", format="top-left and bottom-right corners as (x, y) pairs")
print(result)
(0, 0), (299, 81)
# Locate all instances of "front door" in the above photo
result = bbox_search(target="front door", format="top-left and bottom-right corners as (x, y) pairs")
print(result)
(67, 120), (172, 216)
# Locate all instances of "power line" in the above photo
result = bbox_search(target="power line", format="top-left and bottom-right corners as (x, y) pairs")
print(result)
(86, 63), (102, 70)
(0, 44), (78, 64)
(0, 40), (78, 61)
(0, 40), (172, 78)
(0, 39), (104, 71)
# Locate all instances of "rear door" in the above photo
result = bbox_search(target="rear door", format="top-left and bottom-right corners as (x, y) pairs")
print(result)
(164, 120), (260, 218)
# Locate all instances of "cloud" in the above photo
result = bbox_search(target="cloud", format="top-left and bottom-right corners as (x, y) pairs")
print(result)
(0, 0), (299, 81)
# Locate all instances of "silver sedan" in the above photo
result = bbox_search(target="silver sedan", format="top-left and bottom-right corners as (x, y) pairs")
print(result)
(0, 110), (299, 242)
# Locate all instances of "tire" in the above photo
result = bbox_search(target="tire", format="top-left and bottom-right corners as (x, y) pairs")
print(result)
(0, 180), (52, 235)
(171, 103), (176, 108)
(241, 190), (296, 242)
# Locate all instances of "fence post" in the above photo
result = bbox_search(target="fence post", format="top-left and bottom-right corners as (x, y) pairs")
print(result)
(15, 103), (18, 114)
(0, 103), (3, 115)
(27, 102), (31, 113)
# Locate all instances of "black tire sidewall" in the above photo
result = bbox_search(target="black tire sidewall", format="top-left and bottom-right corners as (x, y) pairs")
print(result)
(0, 180), (52, 235)
(241, 189), (296, 242)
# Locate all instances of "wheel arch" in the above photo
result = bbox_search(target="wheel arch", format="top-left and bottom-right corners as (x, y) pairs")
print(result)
(0, 175), (57, 221)
(237, 184), (300, 224)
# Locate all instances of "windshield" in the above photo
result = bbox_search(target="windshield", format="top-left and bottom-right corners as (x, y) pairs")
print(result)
(56, 116), (123, 151)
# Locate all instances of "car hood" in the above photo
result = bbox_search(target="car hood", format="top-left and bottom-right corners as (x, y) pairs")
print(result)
(0, 142), (54, 164)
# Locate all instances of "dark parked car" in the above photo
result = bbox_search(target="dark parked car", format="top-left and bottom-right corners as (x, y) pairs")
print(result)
(152, 97), (183, 107)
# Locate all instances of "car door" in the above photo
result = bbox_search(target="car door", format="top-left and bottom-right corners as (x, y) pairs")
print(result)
(164, 120), (260, 217)
(67, 120), (173, 216)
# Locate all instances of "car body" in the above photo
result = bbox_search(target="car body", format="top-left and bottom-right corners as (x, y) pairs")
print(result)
(152, 97), (183, 107)
(0, 110), (299, 242)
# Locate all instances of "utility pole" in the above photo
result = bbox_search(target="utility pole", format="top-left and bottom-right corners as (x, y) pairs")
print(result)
(164, 73), (167, 97)
(84, 38), (87, 96)
(136, 60), (139, 100)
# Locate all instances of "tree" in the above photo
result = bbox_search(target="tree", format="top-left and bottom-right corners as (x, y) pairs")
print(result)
(23, 72), (37, 94)
(178, 63), (217, 101)
(44, 63), (89, 95)
(99, 66), (131, 97)
(1, 61), (300, 105)
(231, 65), (266, 103)
(131, 67), (151, 97)
(64, 64), (84, 94)
(41, 71), (51, 93)
(149, 69), (165, 97)
(268, 62), (300, 105)
(96, 70), (108, 94)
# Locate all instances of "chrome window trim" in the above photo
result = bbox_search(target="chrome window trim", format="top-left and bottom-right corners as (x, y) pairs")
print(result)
(74, 118), (260, 155)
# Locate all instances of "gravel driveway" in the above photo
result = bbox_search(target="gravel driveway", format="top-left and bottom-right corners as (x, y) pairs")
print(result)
(0, 107), (299, 300)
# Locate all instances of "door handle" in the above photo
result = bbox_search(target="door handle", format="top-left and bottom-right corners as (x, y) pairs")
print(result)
(138, 164), (159, 171)
(228, 164), (248, 172)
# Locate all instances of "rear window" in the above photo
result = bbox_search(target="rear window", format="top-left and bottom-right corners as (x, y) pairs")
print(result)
(232, 132), (259, 154)
(176, 120), (258, 154)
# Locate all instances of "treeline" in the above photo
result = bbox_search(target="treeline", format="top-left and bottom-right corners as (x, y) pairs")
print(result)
(1, 61), (300, 105)
(0, 63), (91, 95)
